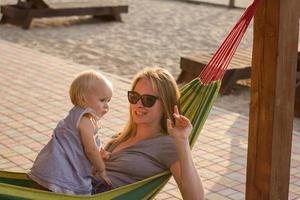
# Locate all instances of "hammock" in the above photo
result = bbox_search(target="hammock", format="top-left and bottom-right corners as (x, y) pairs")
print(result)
(0, 0), (260, 199)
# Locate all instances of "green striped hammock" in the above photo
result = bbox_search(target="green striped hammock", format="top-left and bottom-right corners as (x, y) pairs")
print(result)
(0, 0), (260, 199)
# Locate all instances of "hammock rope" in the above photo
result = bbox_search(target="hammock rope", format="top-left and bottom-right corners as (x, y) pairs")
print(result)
(200, 0), (261, 83)
(0, 0), (261, 199)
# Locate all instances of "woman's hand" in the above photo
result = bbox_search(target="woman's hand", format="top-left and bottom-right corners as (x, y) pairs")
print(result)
(168, 106), (204, 199)
(167, 105), (192, 144)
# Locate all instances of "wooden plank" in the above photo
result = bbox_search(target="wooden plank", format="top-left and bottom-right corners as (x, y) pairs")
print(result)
(229, 0), (235, 8)
(0, 5), (28, 18)
(295, 54), (300, 116)
(246, 0), (299, 199)
(295, 74), (300, 117)
(178, 48), (252, 94)
(1, 5), (128, 18)
(0, 0), (128, 29)
(29, 6), (128, 18)
(48, 0), (127, 9)
(179, 48), (252, 78)
(30, 0), (49, 9)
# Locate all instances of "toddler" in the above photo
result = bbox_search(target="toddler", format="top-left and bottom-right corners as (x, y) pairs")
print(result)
(28, 70), (113, 195)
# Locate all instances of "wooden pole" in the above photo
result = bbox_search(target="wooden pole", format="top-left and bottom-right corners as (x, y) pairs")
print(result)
(229, 0), (235, 8)
(246, 0), (299, 199)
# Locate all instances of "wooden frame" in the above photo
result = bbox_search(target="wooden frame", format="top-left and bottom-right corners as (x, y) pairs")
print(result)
(296, 53), (300, 117)
(246, 0), (299, 199)
(229, 0), (235, 8)
(0, 0), (128, 29)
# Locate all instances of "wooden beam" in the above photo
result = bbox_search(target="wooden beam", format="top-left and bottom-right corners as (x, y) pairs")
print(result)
(229, 0), (235, 8)
(246, 0), (299, 199)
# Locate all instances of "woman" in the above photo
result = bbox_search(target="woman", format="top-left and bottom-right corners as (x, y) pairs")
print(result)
(93, 67), (204, 199)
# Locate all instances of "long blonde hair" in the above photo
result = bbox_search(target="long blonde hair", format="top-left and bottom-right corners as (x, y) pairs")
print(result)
(107, 67), (180, 149)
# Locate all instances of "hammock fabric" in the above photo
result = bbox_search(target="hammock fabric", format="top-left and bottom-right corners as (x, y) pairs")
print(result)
(0, 0), (261, 199)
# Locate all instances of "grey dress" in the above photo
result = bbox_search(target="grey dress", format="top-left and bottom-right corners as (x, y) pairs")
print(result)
(92, 135), (178, 193)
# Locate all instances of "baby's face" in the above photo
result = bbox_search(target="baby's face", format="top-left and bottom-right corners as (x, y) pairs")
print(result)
(85, 81), (112, 118)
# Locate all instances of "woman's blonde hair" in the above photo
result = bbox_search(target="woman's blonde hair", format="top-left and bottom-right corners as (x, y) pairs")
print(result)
(69, 70), (112, 107)
(107, 67), (180, 149)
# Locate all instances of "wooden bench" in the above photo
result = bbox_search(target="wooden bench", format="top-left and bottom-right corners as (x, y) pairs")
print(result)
(178, 49), (300, 117)
(178, 48), (252, 95)
(0, 0), (128, 29)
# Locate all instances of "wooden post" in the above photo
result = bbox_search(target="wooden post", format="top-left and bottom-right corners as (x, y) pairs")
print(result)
(229, 0), (235, 8)
(246, 0), (299, 199)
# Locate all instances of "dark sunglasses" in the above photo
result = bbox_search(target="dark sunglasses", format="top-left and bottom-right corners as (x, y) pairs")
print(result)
(128, 91), (159, 107)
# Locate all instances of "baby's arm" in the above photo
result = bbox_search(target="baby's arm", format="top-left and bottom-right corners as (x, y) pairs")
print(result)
(79, 115), (112, 185)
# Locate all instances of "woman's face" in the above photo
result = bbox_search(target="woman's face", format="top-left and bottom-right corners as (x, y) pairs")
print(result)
(130, 78), (163, 129)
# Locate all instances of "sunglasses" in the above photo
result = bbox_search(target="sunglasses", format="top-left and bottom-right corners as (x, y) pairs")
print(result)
(128, 91), (159, 107)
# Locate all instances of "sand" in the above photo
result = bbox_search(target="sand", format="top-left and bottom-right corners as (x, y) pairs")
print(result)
(0, 0), (299, 131)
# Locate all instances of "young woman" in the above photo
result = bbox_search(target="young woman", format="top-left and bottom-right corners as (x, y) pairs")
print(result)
(93, 67), (204, 199)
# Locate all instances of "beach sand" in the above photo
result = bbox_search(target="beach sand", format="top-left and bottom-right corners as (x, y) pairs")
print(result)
(0, 0), (299, 132)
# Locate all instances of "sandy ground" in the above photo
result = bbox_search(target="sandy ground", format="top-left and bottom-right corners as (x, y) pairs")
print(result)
(0, 0), (299, 131)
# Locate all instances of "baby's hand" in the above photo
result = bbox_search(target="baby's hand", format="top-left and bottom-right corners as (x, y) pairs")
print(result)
(100, 148), (111, 160)
(97, 170), (112, 186)
(91, 167), (97, 176)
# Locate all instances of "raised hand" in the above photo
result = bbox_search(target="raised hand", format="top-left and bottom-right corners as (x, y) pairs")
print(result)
(167, 105), (192, 143)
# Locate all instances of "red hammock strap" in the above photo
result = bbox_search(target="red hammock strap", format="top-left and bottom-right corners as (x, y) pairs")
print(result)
(199, 0), (261, 84)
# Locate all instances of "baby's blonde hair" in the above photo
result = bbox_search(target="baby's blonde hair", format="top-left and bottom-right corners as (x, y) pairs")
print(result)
(69, 70), (112, 107)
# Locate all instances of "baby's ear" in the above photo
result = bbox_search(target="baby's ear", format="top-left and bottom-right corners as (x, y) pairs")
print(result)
(80, 94), (87, 105)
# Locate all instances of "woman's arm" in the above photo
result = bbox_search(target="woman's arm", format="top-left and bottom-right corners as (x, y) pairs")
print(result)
(79, 116), (112, 185)
(170, 145), (204, 200)
(167, 106), (204, 200)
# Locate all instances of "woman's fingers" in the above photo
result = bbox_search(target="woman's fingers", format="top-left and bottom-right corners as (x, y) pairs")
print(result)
(169, 105), (192, 132)
(179, 116), (191, 126)
(174, 105), (179, 114)
(167, 118), (174, 130)
(180, 115), (189, 122)
(173, 114), (190, 127)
